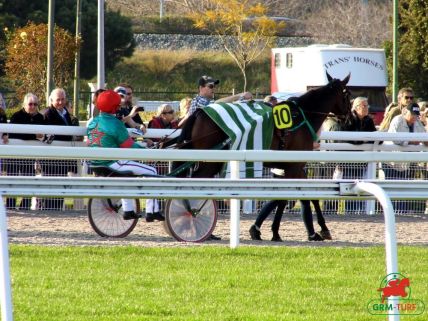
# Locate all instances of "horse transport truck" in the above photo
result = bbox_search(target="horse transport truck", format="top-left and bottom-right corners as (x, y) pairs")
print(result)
(271, 44), (389, 124)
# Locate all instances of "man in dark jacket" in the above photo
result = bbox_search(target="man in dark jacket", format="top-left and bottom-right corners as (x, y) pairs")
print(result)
(42, 88), (79, 210)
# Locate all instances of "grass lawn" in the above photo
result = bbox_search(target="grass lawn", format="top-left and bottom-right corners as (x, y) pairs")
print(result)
(8, 245), (428, 321)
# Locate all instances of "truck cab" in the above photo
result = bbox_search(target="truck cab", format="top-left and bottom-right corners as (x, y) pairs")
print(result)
(271, 44), (389, 125)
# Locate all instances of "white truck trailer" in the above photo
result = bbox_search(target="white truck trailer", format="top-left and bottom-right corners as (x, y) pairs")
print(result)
(271, 44), (389, 124)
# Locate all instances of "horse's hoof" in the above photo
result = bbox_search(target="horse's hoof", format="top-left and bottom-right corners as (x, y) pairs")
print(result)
(249, 225), (262, 241)
(308, 232), (324, 241)
(271, 234), (283, 242)
(319, 229), (332, 240)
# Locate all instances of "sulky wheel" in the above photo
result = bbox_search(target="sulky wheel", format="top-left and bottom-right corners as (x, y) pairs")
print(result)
(165, 199), (217, 242)
(88, 198), (140, 238)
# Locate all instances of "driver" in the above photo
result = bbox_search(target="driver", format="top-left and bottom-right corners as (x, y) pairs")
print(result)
(87, 90), (164, 222)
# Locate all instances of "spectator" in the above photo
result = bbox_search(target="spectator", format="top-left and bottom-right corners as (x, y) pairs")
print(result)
(418, 101), (428, 128)
(5, 93), (45, 209)
(146, 104), (178, 182)
(379, 87), (414, 131)
(148, 104), (178, 131)
(114, 84), (146, 132)
(341, 97), (377, 213)
(43, 88), (77, 140)
(263, 95), (278, 107)
(178, 97), (192, 122)
(178, 75), (253, 127)
(89, 88), (106, 119)
(87, 90), (164, 222)
(382, 102), (428, 213)
(42, 88), (79, 210)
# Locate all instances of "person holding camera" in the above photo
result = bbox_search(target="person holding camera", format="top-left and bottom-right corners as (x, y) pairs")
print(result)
(114, 84), (146, 132)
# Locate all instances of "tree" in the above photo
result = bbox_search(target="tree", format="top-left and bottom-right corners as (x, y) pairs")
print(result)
(192, 0), (284, 91)
(0, 0), (135, 80)
(5, 23), (80, 105)
(395, 0), (428, 98)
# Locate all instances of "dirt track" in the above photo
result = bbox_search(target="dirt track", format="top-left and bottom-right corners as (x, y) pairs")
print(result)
(6, 210), (428, 247)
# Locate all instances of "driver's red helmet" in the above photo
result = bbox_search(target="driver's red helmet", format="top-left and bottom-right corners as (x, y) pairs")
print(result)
(96, 90), (121, 114)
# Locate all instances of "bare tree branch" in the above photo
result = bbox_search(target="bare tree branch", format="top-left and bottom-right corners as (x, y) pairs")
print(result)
(303, 0), (392, 47)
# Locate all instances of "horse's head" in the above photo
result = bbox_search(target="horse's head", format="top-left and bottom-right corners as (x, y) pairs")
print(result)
(326, 71), (352, 121)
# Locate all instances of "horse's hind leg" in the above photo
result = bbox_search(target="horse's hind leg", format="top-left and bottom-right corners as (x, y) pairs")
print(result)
(312, 200), (332, 240)
(301, 200), (324, 241)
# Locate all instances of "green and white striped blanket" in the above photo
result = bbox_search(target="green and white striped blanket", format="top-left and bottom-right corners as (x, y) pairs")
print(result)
(203, 101), (274, 178)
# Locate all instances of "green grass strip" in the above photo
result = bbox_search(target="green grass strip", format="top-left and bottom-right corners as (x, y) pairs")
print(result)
(8, 245), (428, 321)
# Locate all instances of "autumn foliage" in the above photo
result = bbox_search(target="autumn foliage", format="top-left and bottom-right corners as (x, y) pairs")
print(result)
(5, 23), (80, 105)
(192, 0), (284, 91)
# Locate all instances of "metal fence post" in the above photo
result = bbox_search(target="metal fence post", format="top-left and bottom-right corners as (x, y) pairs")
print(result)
(230, 160), (240, 248)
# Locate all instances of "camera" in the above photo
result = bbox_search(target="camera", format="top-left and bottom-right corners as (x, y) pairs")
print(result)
(135, 106), (145, 112)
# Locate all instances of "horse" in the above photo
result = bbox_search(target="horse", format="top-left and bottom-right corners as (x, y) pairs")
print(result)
(172, 72), (351, 241)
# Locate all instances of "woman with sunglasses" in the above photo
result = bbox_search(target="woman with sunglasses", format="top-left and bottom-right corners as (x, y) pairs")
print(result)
(148, 104), (178, 131)
(5, 93), (45, 209)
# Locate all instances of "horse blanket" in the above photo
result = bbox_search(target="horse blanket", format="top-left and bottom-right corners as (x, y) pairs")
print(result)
(203, 101), (274, 178)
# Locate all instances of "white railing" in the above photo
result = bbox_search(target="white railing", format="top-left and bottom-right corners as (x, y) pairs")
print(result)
(1, 126), (427, 321)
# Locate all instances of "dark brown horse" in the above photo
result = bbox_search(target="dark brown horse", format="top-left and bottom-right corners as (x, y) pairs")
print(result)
(173, 72), (352, 241)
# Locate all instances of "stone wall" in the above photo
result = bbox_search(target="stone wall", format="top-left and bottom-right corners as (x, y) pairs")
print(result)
(134, 34), (313, 51)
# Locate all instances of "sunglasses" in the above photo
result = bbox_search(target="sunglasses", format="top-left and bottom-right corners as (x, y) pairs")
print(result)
(206, 84), (215, 89)
(162, 110), (174, 115)
(404, 96), (414, 100)
(126, 92), (132, 96)
(28, 102), (38, 106)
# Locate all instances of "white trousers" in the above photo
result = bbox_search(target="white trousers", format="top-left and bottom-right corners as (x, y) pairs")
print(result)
(108, 160), (160, 213)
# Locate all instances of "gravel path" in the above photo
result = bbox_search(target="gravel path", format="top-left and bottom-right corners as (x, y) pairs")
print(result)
(6, 210), (428, 247)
